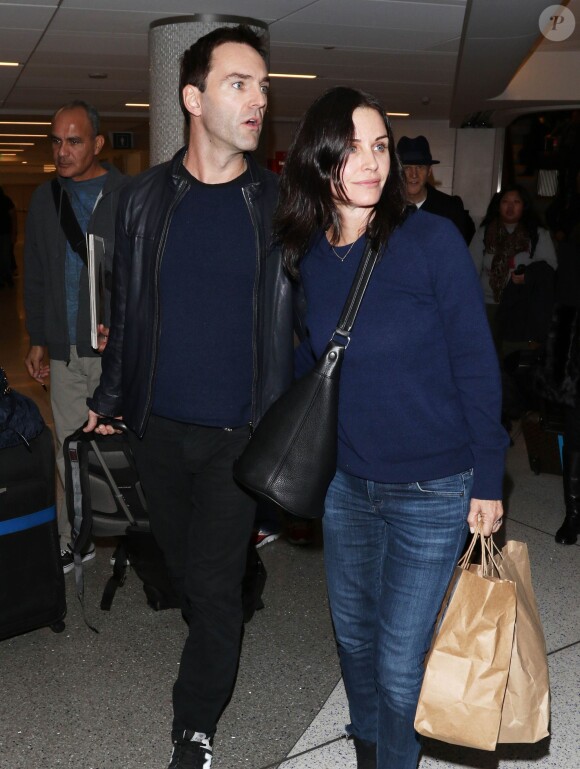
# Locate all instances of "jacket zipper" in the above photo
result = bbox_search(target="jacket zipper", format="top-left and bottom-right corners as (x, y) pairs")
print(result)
(140, 177), (190, 435)
(243, 183), (262, 430)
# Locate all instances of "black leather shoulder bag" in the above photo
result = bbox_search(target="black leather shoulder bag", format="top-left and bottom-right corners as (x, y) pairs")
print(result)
(233, 241), (380, 519)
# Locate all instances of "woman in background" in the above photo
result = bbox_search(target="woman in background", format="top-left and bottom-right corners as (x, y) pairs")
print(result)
(470, 184), (557, 358)
(275, 86), (507, 769)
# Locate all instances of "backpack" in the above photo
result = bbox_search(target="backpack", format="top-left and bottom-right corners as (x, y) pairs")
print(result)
(64, 422), (266, 624)
(64, 423), (180, 621)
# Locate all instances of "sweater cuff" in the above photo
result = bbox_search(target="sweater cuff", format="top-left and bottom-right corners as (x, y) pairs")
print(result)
(471, 446), (507, 500)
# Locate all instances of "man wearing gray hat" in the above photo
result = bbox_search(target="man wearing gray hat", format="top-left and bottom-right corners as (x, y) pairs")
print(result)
(397, 135), (475, 243)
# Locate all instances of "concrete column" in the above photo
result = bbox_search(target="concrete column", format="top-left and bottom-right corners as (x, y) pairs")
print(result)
(149, 14), (269, 167)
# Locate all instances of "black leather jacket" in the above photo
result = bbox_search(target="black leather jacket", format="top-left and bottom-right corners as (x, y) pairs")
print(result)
(88, 148), (295, 437)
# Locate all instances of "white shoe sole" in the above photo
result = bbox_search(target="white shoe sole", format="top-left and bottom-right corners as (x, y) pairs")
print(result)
(255, 533), (281, 549)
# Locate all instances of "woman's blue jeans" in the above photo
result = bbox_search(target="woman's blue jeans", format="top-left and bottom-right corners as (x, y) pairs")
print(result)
(323, 467), (473, 769)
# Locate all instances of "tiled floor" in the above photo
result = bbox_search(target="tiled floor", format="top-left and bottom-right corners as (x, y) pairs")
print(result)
(1, 252), (579, 769)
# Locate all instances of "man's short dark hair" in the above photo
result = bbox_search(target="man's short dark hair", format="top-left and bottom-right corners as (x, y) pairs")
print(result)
(179, 24), (268, 125)
(52, 100), (101, 137)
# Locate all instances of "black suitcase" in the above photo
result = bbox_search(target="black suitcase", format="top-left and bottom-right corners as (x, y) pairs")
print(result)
(521, 403), (565, 476)
(0, 427), (66, 640)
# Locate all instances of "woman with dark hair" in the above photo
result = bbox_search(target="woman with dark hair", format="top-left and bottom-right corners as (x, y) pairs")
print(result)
(470, 184), (557, 357)
(275, 86), (507, 769)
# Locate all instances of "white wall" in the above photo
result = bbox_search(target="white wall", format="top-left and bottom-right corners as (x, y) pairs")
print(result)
(453, 128), (504, 226)
(390, 118), (458, 196)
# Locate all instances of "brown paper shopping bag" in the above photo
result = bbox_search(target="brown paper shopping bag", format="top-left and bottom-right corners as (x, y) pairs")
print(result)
(494, 539), (550, 743)
(414, 533), (517, 751)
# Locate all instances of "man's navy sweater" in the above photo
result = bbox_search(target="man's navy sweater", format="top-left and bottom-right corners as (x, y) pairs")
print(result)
(295, 210), (508, 500)
(152, 169), (255, 427)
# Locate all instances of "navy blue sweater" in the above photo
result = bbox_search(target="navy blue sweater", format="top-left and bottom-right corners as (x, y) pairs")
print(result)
(295, 210), (508, 500)
(152, 169), (255, 427)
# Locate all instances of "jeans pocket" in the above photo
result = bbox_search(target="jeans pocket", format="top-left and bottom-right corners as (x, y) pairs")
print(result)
(416, 470), (471, 496)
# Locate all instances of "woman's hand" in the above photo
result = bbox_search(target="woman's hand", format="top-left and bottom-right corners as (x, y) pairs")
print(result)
(467, 498), (504, 536)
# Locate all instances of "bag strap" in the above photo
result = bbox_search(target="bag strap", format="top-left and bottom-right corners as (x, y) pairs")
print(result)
(100, 540), (130, 611)
(51, 178), (88, 266)
(334, 240), (381, 339)
(67, 436), (99, 633)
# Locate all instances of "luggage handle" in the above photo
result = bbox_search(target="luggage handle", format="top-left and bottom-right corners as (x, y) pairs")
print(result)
(95, 417), (128, 434)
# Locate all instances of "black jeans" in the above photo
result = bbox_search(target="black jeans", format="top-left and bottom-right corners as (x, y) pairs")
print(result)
(129, 415), (255, 738)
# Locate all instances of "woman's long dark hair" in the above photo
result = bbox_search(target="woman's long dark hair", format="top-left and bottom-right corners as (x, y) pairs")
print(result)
(274, 86), (407, 279)
(480, 183), (541, 257)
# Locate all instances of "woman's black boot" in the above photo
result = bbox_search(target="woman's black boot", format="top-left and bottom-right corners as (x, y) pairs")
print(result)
(556, 449), (580, 544)
(352, 736), (377, 769)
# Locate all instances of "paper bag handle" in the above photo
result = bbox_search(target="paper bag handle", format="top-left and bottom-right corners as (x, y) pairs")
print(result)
(458, 525), (501, 576)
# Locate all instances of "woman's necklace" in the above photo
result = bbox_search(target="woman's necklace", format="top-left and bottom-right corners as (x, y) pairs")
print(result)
(330, 241), (356, 261)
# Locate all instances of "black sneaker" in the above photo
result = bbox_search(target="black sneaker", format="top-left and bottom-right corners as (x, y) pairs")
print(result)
(60, 544), (96, 574)
(168, 731), (213, 768)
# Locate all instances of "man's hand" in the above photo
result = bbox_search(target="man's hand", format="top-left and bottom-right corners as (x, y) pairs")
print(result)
(84, 409), (123, 434)
(24, 345), (49, 384)
(96, 324), (109, 354)
(467, 498), (504, 537)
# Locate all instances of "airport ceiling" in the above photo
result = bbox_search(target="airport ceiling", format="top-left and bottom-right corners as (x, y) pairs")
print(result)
(1, 0), (580, 172)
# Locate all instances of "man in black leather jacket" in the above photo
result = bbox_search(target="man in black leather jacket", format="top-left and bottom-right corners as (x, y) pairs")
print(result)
(86, 26), (294, 769)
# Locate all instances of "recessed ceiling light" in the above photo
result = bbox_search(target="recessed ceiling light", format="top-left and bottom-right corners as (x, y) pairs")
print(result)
(387, 112), (410, 117)
(0, 62), (19, 67)
(0, 121), (50, 126)
(268, 73), (317, 79)
(125, 102), (149, 107)
(0, 142), (34, 146)
(0, 133), (47, 138)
